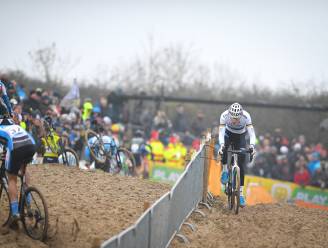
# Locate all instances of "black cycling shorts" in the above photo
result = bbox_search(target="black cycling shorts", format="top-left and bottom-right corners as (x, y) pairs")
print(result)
(221, 130), (247, 186)
(7, 144), (36, 175)
(221, 130), (246, 165)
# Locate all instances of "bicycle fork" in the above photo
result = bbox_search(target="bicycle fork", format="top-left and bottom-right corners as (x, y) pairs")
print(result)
(231, 154), (240, 193)
(227, 154), (239, 193)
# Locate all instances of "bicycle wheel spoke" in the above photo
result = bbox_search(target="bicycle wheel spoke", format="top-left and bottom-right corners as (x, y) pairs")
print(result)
(30, 193), (42, 213)
(21, 187), (48, 241)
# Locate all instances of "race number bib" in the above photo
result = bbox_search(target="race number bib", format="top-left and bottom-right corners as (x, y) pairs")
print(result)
(2, 125), (24, 137)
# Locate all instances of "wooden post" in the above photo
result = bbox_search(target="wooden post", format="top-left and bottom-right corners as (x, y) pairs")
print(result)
(202, 129), (211, 203)
(185, 151), (191, 167)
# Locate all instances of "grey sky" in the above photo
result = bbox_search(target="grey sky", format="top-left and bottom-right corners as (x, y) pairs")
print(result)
(1, 0), (328, 88)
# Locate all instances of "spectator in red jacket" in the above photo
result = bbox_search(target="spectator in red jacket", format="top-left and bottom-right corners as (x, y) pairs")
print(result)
(294, 164), (310, 186)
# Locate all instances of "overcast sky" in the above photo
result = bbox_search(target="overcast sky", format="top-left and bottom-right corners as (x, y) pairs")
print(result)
(1, 0), (327, 89)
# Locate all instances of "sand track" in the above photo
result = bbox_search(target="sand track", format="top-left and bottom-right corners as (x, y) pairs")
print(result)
(171, 197), (328, 248)
(2, 165), (327, 248)
(0, 164), (170, 248)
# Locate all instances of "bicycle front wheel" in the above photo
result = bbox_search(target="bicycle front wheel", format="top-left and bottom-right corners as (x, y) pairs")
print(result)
(21, 186), (48, 241)
(227, 168), (234, 210)
(227, 184), (233, 210)
(232, 167), (240, 214)
(0, 184), (10, 226)
(116, 148), (136, 176)
(58, 147), (79, 167)
(85, 129), (107, 164)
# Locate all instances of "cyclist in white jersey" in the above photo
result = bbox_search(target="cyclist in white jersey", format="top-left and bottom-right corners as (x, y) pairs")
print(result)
(218, 102), (256, 207)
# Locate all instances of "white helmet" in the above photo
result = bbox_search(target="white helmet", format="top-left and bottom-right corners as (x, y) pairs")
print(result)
(229, 102), (243, 119)
(103, 116), (112, 125)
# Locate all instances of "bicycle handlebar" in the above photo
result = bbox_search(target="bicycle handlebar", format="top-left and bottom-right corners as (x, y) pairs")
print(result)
(226, 148), (252, 154)
(0, 113), (11, 119)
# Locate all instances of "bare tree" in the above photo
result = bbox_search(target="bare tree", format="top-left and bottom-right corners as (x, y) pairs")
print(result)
(29, 43), (56, 83)
(28, 43), (79, 84)
(97, 39), (204, 94)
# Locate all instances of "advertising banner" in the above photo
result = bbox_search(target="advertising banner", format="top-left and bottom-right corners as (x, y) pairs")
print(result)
(292, 187), (328, 206)
(245, 175), (328, 208)
(150, 164), (184, 184)
(244, 175), (297, 202)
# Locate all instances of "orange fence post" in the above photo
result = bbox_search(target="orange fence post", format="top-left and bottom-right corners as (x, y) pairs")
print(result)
(207, 138), (222, 196)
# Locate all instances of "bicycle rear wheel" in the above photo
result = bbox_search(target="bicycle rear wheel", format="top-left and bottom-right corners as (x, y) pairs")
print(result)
(115, 148), (136, 176)
(232, 167), (240, 214)
(85, 129), (107, 164)
(58, 147), (79, 167)
(0, 184), (10, 226)
(21, 186), (48, 241)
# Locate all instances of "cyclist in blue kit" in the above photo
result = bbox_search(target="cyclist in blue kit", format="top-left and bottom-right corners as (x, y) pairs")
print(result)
(0, 80), (36, 227)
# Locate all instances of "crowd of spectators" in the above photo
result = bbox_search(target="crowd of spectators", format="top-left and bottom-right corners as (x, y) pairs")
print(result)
(0, 75), (205, 163)
(249, 128), (328, 189)
(1, 75), (327, 189)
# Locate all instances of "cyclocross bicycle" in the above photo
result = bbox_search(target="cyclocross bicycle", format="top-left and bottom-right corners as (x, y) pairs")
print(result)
(0, 156), (49, 240)
(84, 129), (136, 176)
(42, 120), (79, 167)
(225, 148), (252, 214)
